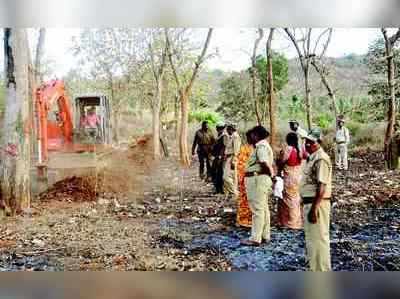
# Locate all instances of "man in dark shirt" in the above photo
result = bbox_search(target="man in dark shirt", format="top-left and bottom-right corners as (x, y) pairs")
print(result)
(192, 121), (216, 180)
(211, 123), (226, 194)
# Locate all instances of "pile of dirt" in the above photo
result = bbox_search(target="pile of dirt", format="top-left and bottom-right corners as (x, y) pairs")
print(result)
(38, 176), (98, 202)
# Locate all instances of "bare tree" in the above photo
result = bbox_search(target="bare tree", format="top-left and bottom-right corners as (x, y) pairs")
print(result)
(284, 28), (313, 129)
(381, 28), (400, 156)
(1, 29), (31, 216)
(251, 28), (264, 125)
(147, 30), (168, 161)
(166, 28), (213, 166)
(309, 28), (339, 125)
(265, 28), (278, 148)
(34, 28), (46, 84)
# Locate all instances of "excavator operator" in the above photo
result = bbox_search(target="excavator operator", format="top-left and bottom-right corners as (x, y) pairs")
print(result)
(80, 107), (101, 141)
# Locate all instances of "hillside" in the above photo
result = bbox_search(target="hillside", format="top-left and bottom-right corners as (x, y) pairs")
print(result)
(205, 54), (370, 109)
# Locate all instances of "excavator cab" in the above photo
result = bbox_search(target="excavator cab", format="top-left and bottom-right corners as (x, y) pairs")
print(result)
(73, 95), (112, 145)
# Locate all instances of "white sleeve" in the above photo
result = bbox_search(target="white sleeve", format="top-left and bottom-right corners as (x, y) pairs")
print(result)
(346, 128), (350, 144)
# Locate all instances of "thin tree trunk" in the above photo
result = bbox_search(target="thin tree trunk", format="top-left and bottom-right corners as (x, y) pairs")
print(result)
(266, 28), (277, 148)
(382, 28), (400, 156)
(166, 28), (213, 166)
(284, 28), (313, 130)
(174, 93), (179, 140)
(304, 68), (312, 130)
(252, 29), (264, 125)
(1, 29), (31, 216)
(152, 80), (162, 161)
(108, 76), (119, 144)
(34, 28), (46, 84)
(179, 90), (190, 166)
(311, 59), (339, 123)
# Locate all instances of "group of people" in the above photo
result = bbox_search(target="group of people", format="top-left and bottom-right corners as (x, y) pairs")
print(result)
(192, 118), (353, 271)
(191, 121), (241, 198)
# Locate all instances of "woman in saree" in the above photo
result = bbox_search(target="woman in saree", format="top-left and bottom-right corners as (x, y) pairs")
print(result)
(277, 132), (304, 229)
(236, 129), (254, 228)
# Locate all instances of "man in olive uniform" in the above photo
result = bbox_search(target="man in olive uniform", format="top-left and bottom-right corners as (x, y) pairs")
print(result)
(223, 123), (242, 199)
(387, 121), (400, 170)
(300, 128), (333, 271)
(240, 126), (274, 246)
(192, 121), (216, 180)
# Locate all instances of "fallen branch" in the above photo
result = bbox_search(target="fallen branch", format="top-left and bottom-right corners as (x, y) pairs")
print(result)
(21, 247), (67, 256)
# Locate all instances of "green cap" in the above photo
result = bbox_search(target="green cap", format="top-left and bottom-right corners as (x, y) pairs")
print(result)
(305, 128), (322, 142)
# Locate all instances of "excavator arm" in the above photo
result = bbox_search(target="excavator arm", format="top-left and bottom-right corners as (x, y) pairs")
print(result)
(35, 79), (73, 164)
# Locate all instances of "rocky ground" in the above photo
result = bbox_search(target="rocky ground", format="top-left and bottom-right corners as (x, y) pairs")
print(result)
(0, 149), (399, 271)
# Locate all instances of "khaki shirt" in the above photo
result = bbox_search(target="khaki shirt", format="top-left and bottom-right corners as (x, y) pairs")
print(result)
(224, 132), (241, 156)
(300, 147), (332, 199)
(246, 139), (274, 173)
(336, 126), (350, 144)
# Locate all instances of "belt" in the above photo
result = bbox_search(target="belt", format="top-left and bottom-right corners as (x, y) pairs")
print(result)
(336, 141), (346, 144)
(302, 197), (331, 204)
(245, 171), (270, 177)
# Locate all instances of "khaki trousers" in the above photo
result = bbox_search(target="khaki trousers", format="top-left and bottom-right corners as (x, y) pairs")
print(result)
(245, 175), (272, 243)
(223, 157), (238, 197)
(304, 201), (331, 271)
(335, 143), (348, 170)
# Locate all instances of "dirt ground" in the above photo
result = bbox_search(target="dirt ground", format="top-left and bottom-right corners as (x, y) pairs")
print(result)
(0, 146), (399, 271)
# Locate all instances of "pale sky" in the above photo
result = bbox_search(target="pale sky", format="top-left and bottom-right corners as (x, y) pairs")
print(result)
(24, 28), (381, 78)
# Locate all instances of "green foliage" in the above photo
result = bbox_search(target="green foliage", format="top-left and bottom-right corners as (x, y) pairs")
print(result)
(189, 110), (223, 126)
(254, 52), (289, 96)
(216, 72), (253, 123)
(314, 113), (334, 129)
(345, 121), (362, 137)
(279, 94), (306, 121)
(364, 37), (400, 121)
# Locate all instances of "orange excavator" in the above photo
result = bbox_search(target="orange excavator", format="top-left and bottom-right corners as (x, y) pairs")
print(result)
(35, 79), (113, 188)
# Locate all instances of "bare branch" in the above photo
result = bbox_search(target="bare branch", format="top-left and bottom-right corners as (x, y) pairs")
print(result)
(148, 42), (158, 82)
(252, 28), (264, 66)
(284, 28), (306, 70)
(165, 28), (182, 91)
(389, 28), (400, 44)
(319, 28), (333, 59)
(186, 28), (213, 92)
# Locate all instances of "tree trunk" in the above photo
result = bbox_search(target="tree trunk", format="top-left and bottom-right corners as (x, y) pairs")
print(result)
(266, 28), (277, 148)
(174, 93), (180, 140)
(1, 29), (31, 216)
(34, 28), (46, 84)
(304, 68), (312, 130)
(179, 90), (190, 166)
(384, 43), (396, 155)
(252, 29), (263, 125)
(311, 59), (339, 125)
(108, 77), (119, 144)
(152, 80), (162, 161)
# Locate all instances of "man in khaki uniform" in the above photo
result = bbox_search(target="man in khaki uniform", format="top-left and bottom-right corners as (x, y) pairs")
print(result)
(300, 128), (333, 271)
(223, 123), (241, 199)
(387, 121), (400, 170)
(241, 126), (274, 246)
(334, 117), (350, 171)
